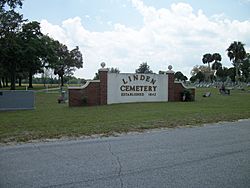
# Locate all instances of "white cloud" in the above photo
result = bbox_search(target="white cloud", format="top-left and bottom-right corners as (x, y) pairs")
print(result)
(84, 15), (90, 19)
(239, 0), (250, 4)
(40, 0), (250, 79)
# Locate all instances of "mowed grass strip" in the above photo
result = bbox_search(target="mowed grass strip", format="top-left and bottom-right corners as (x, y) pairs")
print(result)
(0, 88), (249, 143)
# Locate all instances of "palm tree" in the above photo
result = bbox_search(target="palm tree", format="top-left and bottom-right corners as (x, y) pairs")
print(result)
(212, 53), (222, 71)
(202, 53), (213, 82)
(227, 41), (246, 83)
(240, 53), (250, 82)
(202, 53), (213, 70)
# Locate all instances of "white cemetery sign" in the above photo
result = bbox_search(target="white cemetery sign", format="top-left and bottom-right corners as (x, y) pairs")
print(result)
(107, 73), (168, 104)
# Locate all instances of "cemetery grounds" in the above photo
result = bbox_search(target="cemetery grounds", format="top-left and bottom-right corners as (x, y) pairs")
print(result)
(0, 86), (250, 144)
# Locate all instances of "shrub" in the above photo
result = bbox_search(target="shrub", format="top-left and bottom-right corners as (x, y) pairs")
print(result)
(82, 97), (88, 105)
(181, 89), (192, 101)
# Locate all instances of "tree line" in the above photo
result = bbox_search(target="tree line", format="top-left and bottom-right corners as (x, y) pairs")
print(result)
(109, 46), (249, 84)
(0, 0), (83, 89)
(191, 42), (250, 83)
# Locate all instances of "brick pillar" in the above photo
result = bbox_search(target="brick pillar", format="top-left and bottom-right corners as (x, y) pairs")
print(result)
(166, 65), (175, 102)
(99, 66), (108, 105)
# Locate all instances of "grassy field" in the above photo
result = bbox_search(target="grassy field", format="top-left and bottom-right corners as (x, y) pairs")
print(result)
(0, 87), (250, 143)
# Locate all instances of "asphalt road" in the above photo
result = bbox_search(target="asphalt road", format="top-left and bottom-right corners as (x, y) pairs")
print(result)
(1, 120), (250, 188)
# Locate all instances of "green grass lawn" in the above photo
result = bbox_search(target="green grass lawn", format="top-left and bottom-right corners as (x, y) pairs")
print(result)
(0, 88), (250, 143)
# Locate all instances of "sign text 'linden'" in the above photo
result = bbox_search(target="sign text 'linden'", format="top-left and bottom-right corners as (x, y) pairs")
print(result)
(120, 74), (157, 96)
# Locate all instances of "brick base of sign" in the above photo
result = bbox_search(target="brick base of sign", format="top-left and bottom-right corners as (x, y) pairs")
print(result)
(68, 68), (195, 107)
(174, 82), (195, 101)
(69, 81), (100, 107)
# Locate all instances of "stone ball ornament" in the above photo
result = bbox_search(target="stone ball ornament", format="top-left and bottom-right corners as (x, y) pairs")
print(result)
(101, 62), (106, 68)
(168, 65), (173, 71)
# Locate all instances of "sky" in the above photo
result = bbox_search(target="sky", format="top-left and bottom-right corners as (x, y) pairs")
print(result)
(19, 0), (250, 79)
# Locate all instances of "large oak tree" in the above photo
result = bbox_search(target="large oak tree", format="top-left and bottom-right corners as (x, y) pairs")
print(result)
(135, 62), (153, 74)
(51, 41), (83, 86)
(0, 1), (24, 89)
(20, 21), (44, 88)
